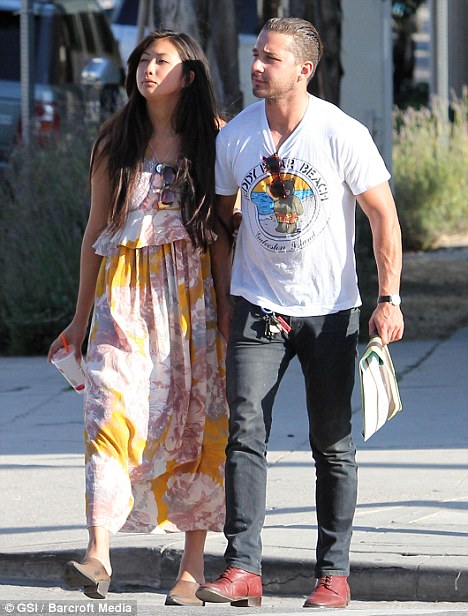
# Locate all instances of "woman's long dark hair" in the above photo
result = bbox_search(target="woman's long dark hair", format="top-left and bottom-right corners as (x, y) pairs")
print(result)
(91, 31), (221, 252)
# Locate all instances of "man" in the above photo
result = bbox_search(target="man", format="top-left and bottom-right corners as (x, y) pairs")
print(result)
(197, 17), (404, 609)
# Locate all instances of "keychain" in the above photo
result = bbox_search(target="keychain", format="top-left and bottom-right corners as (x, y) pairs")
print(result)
(261, 308), (291, 340)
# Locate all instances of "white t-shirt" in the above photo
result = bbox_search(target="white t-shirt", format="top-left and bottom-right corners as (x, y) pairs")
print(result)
(215, 94), (391, 316)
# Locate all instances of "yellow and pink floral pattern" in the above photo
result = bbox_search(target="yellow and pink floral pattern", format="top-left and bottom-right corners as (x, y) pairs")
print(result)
(83, 163), (228, 535)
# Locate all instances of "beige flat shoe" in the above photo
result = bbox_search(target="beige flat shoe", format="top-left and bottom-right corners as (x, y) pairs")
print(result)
(63, 557), (111, 599)
(165, 579), (205, 606)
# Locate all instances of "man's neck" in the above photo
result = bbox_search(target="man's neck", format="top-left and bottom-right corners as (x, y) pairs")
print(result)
(265, 91), (310, 151)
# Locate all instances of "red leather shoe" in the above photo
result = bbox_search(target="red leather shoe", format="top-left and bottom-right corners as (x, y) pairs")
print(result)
(303, 575), (350, 608)
(195, 567), (262, 607)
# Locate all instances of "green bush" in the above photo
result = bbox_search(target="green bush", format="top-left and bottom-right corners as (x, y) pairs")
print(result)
(393, 93), (468, 250)
(0, 128), (93, 354)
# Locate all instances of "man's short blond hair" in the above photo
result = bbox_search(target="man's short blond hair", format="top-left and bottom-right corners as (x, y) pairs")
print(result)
(262, 17), (323, 78)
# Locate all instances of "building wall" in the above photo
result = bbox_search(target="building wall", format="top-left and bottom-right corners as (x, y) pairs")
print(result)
(238, 33), (258, 109)
(340, 0), (393, 169)
(448, 0), (468, 97)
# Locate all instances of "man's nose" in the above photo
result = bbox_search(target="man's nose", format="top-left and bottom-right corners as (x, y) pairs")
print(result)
(251, 57), (263, 73)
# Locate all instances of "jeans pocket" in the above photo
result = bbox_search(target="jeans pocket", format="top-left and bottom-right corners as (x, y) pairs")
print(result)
(230, 296), (267, 341)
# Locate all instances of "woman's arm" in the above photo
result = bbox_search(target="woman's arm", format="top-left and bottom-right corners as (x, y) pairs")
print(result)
(210, 193), (238, 341)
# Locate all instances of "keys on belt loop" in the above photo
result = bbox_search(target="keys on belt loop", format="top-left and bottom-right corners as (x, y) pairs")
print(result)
(275, 314), (292, 335)
(261, 308), (291, 340)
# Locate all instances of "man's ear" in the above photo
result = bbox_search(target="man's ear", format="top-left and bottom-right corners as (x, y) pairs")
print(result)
(299, 61), (314, 82)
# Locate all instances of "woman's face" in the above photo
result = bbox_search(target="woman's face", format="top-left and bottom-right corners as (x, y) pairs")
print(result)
(136, 38), (186, 103)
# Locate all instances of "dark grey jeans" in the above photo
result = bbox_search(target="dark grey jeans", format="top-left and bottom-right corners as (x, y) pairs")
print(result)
(223, 296), (359, 577)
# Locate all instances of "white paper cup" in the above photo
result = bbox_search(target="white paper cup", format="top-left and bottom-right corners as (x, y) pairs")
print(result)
(51, 345), (87, 394)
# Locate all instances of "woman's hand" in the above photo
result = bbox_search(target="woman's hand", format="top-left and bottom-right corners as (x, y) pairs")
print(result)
(216, 294), (232, 342)
(232, 210), (242, 244)
(47, 320), (88, 362)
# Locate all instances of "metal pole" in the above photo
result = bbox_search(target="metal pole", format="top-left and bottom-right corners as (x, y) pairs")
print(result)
(381, 0), (393, 174)
(430, 0), (449, 102)
(20, 0), (34, 145)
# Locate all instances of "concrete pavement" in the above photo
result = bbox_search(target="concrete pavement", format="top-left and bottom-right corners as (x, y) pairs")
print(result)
(1, 327), (467, 603)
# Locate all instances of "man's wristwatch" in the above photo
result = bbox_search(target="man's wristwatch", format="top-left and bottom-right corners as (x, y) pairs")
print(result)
(377, 294), (401, 306)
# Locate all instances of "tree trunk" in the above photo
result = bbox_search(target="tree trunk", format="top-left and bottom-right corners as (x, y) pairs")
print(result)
(262, 0), (281, 22)
(307, 0), (342, 105)
(153, 0), (243, 114)
(259, 0), (343, 105)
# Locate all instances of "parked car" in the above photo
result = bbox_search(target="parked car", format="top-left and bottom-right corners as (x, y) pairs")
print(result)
(0, 0), (125, 167)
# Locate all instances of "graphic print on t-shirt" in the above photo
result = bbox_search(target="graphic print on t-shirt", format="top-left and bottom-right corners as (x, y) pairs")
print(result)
(241, 156), (331, 253)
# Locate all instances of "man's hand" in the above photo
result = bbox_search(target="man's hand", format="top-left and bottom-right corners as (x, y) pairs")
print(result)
(368, 303), (404, 346)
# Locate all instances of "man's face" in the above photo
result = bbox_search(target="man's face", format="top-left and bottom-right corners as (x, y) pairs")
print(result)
(251, 30), (304, 100)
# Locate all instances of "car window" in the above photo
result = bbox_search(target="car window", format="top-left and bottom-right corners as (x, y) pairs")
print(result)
(94, 12), (116, 54)
(0, 10), (21, 80)
(63, 13), (87, 81)
(63, 12), (81, 49)
(0, 10), (47, 82)
(80, 12), (97, 54)
(52, 16), (74, 84)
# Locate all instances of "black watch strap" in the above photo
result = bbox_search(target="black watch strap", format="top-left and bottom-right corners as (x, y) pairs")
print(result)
(377, 294), (401, 306)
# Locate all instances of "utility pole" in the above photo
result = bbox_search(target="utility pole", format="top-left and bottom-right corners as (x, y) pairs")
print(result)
(430, 0), (449, 103)
(381, 0), (393, 173)
(20, 0), (34, 145)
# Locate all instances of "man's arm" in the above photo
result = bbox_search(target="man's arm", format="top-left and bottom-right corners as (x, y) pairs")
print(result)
(357, 181), (404, 345)
(210, 193), (239, 340)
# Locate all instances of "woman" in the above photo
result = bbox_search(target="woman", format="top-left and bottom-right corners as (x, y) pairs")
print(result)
(48, 31), (228, 606)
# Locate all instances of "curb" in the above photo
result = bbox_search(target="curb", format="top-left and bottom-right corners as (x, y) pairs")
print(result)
(1, 548), (467, 602)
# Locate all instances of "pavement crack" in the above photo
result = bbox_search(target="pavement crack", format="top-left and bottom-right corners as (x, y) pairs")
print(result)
(397, 339), (444, 381)
(2, 392), (68, 426)
(0, 386), (30, 393)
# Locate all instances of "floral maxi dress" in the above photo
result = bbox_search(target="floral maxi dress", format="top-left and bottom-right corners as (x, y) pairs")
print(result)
(83, 161), (228, 535)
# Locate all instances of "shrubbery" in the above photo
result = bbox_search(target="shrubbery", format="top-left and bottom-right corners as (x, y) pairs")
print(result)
(0, 128), (93, 354)
(393, 93), (468, 250)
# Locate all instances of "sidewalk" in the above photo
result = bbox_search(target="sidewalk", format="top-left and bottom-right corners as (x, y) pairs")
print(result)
(1, 327), (467, 602)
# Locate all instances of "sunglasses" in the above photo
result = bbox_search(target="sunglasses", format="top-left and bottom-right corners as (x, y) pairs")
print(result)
(263, 153), (287, 198)
(154, 163), (177, 205)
